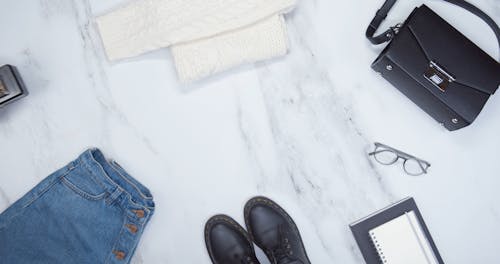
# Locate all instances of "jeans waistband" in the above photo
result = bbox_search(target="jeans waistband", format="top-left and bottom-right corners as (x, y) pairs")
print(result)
(74, 148), (154, 210)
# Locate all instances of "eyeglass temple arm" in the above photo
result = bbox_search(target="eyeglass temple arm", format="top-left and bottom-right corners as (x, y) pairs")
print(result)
(368, 150), (396, 156)
(418, 160), (431, 173)
(372, 143), (431, 172)
(377, 144), (430, 165)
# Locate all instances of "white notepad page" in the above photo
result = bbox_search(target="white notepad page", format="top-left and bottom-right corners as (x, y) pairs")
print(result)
(369, 211), (439, 264)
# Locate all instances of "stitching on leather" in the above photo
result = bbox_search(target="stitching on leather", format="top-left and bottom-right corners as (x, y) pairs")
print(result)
(205, 216), (250, 242)
(244, 197), (303, 258)
(245, 198), (298, 235)
(205, 215), (255, 260)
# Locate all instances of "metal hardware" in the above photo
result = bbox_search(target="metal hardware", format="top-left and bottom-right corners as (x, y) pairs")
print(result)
(386, 65), (393, 71)
(390, 23), (403, 34)
(0, 65), (28, 107)
(384, 23), (403, 40)
(452, 118), (459, 124)
(0, 79), (8, 98)
(423, 61), (455, 92)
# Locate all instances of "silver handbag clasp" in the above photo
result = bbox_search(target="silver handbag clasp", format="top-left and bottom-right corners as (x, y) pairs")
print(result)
(424, 61), (455, 92)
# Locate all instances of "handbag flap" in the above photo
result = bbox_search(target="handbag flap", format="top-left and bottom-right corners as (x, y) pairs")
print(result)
(380, 5), (499, 122)
(397, 5), (500, 95)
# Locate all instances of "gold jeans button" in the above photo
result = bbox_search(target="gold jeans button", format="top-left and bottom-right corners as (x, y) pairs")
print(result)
(132, 209), (145, 218)
(113, 250), (126, 260)
(126, 224), (138, 234)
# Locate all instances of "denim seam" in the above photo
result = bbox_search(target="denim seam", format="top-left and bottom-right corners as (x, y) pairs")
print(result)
(89, 153), (118, 188)
(84, 153), (153, 208)
(81, 158), (111, 194)
(126, 194), (154, 212)
(85, 153), (129, 205)
(109, 161), (153, 200)
(124, 217), (148, 263)
(105, 209), (128, 264)
(121, 196), (145, 226)
(61, 177), (108, 201)
(105, 188), (123, 206)
(22, 164), (77, 209)
(0, 164), (76, 231)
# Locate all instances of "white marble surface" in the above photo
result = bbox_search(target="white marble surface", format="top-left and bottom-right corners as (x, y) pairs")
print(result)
(1, 0), (499, 263)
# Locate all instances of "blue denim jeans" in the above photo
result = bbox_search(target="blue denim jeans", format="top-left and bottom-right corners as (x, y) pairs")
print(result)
(0, 149), (155, 264)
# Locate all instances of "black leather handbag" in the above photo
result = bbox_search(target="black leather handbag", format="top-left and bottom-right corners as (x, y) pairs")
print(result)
(366, 0), (500, 131)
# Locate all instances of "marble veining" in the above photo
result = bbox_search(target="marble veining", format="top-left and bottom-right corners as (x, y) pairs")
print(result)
(1, 0), (499, 263)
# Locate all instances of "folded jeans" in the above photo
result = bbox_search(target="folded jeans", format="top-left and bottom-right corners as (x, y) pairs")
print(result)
(0, 148), (154, 264)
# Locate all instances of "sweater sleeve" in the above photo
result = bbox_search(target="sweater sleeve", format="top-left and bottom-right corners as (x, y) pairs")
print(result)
(171, 15), (289, 83)
(95, 0), (296, 61)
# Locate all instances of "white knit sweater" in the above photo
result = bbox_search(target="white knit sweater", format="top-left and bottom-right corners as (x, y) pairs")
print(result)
(96, 0), (296, 61)
(171, 15), (289, 82)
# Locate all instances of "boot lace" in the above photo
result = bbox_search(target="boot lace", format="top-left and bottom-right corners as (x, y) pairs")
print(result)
(269, 225), (303, 264)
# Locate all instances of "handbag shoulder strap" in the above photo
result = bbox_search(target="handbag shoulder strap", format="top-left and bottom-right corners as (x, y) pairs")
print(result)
(366, 0), (500, 51)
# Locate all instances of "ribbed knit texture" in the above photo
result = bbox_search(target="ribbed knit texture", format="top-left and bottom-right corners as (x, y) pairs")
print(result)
(96, 0), (296, 61)
(171, 15), (288, 82)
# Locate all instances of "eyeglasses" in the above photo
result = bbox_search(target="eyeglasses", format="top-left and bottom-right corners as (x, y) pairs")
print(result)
(369, 142), (431, 176)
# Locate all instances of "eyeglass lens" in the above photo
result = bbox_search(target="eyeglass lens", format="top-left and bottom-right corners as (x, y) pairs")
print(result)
(373, 149), (398, 165)
(371, 146), (428, 176)
(403, 158), (426, 176)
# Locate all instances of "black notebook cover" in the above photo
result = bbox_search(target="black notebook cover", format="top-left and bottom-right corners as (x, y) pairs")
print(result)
(349, 197), (444, 264)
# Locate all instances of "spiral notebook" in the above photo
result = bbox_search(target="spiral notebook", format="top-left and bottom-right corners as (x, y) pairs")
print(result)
(349, 197), (444, 264)
(369, 211), (438, 264)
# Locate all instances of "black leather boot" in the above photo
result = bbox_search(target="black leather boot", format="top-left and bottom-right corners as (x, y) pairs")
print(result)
(205, 215), (261, 264)
(244, 197), (311, 264)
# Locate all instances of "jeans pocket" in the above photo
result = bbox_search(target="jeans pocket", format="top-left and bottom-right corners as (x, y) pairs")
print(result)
(61, 168), (107, 201)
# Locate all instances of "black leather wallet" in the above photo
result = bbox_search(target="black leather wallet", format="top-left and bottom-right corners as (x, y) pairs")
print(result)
(366, 0), (500, 131)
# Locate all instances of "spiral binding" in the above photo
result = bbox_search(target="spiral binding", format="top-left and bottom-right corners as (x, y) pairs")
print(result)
(369, 231), (388, 264)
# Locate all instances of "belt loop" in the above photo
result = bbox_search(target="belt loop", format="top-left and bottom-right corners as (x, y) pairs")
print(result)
(106, 187), (123, 205)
